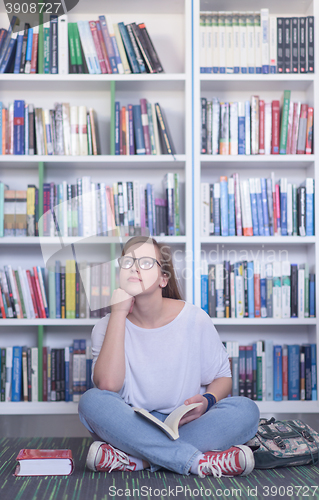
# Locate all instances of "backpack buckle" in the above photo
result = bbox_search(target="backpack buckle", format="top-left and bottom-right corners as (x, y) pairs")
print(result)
(273, 436), (286, 449)
(302, 430), (314, 442)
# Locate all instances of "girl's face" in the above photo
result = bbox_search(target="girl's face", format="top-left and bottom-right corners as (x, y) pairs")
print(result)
(119, 242), (167, 296)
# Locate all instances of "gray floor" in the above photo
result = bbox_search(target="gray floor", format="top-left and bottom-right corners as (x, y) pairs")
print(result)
(1, 411), (319, 438)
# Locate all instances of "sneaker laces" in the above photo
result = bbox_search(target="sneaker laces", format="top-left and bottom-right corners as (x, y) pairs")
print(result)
(199, 449), (242, 478)
(99, 444), (131, 473)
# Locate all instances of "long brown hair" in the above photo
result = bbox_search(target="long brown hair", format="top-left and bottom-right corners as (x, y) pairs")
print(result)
(120, 236), (183, 300)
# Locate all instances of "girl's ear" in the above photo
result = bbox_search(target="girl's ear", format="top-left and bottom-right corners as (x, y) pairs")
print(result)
(160, 273), (169, 288)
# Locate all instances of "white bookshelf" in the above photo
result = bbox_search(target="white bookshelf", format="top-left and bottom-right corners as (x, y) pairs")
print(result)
(194, 0), (319, 414)
(0, 0), (193, 414)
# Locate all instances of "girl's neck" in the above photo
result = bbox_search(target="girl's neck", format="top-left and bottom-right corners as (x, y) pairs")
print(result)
(127, 295), (167, 329)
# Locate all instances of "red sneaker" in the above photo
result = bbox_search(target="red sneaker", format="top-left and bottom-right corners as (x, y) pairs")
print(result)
(198, 445), (254, 478)
(86, 441), (137, 472)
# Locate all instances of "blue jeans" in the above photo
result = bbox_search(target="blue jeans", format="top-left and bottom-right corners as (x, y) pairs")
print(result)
(78, 389), (260, 475)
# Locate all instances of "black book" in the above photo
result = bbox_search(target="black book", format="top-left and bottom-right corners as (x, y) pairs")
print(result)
(208, 264), (216, 318)
(20, 23), (30, 73)
(126, 23), (146, 73)
(155, 204), (160, 236)
(306, 16), (314, 73)
(201, 97), (207, 154)
(60, 348), (65, 401)
(137, 22), (164, 73)
(290, 264), (298, 317)
(130, 22), (154, 73)
(292, 17), (299, 73)
(277, 18), (284, 73)
(51, 348), (56, 401)
(155, 102), (175, 155)
(299, 17), (306, 73)
(283, 17), (292, 73)
(55, 348), (61, 401)
(27, 347), (32, 401)
(243, 261), (249, 317)
(209, 184), (214, 235)
(297, 186), (306, 236)
(304, 344), (312, 400)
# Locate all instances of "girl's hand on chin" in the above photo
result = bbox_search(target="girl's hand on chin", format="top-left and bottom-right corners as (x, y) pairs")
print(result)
(111, 288), (135, 316)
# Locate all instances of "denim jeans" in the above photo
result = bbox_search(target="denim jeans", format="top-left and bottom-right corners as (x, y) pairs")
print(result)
(78, 388), (260, 475)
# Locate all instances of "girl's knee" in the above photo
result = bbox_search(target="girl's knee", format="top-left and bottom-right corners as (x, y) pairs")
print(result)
(78, 388), (121, 416)
(237, 396), (260, 427)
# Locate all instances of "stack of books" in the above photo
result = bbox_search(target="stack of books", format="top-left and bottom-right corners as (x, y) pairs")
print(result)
(199, 10), (314, 74)
(0, 15), (163, 74)
(201, 259), (316, 319)
(201, 91), (313, 155)
(225, 341), (317, 401)
(201, 174), (314, 237)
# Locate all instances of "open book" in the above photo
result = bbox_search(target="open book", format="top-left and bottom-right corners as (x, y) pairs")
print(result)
(133, 403), (202, 440)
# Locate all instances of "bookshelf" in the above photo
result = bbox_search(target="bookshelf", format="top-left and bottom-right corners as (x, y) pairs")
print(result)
(194, 0), (319, 413)
(0, 0), (193, 414)
(1, 0), (319, 417)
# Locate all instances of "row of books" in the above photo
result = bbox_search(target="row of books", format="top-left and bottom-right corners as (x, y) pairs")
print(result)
(114, 100), (175, 155)
(199, 11), (314, 74)
(0, 15), (163, 74)
(0, 340), (93, 403)
(0, 261), (116, 320)
(0, 101), (99, 156)
(0, 174), (181, 238)
(201, 260), (316, 319)
(225, 341), (317, 401)
(201, 176), (314, 237)
(201, 92), (313, 155)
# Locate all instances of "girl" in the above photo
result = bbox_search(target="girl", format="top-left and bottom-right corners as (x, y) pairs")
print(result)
(78, 236), (260, 478)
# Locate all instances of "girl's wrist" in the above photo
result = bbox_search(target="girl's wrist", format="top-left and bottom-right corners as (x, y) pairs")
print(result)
(202, 393), (218, 412)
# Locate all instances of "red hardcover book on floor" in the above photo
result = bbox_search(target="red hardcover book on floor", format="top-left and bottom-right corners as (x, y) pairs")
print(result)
(271, 100), (280, 154)
(25, 270), (39, 318)
(259, 100), (265, 154)
(15, 449), (74, 476)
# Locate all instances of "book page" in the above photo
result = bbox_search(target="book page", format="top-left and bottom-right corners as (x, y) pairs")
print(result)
(133, 403), (202, 440)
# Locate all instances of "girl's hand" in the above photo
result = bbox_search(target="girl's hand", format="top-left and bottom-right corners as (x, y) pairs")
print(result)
(110, 288), (135, 316)
(178, 394), (207, 427)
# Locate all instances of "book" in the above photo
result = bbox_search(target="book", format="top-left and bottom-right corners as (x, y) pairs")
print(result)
(133, 403), (202, 440)
(15, 449), (74, 476)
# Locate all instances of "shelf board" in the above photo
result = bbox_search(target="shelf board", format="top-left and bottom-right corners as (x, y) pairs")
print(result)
(201, 236), (316, 244)
(200, 155), (315, 168)
(200, 73), (314, 92)
(212, 318), (317, 325)
(0, 400), (317, 415)
(0, 235), (187, 245)
(0, 74), (186, 92)
(0, 319), (98, 326)
(0, 154), (186, 167)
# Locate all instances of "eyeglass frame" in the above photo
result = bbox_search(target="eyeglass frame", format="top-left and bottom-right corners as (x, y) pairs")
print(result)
(117, 256), (163, 271)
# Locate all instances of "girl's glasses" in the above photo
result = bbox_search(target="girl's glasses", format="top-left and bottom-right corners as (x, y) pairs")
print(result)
(118, 256), (162, 271)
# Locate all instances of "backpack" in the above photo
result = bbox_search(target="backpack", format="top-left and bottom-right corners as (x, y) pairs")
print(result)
(245, 417), (319, 469)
